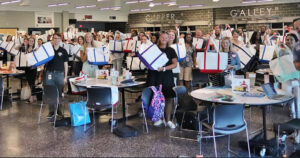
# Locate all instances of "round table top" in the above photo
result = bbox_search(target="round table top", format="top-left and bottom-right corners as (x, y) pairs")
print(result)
(191, 87), (293, 106)
(75, 78), (146, 89)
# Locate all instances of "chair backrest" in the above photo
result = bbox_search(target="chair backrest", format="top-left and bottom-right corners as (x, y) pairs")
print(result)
(192, 69), (209, 85)
(43, 85), (59, 105)
(86, 87), (112, 108)
(141, 87), (153, 106)
(213, 104), (245, 129)
(173, 86), (197, 111)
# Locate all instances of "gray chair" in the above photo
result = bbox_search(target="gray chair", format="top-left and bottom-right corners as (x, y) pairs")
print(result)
(85, 87), (115, 132)
(212, 104), (251, 157)
(38, 85), (60, 127)
(0, 77), (4, 110)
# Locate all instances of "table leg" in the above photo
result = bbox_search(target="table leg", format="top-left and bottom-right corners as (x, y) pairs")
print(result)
(261, 106), (267, 141)
(121, 88), (126, 121)
(6, 75), (9, 89)
(113, 88), (138, 137)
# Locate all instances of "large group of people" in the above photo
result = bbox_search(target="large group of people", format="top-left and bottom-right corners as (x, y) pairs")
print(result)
(0, 17), (299, 128)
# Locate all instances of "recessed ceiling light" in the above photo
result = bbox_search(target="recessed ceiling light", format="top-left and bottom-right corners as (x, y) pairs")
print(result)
(149, 2), (155, 7)
(213, 0), (220, 2)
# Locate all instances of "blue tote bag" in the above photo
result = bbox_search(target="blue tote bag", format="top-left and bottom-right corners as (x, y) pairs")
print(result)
(69, 101), (91, 127)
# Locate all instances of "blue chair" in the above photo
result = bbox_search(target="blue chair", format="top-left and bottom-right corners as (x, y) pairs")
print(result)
(212, 104), (251, 157)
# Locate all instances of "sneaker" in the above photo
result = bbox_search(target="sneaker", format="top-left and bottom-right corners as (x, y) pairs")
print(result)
(167, 121), (176, 129)
(47, 112), (54, 118)
(154, 119), (163, 126)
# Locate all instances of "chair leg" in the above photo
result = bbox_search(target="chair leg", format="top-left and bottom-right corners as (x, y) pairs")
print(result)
(0, 89), (3, 110)
(227, 135), (231, 157)
(180, 112), (186, 130)
(213, 129), (218, 157)
(198, 112), (202, 156)
(172, 101), (178, 123)
(141, 103), (149, 133)
(84, 105), (87, 131)
(111, 106), (114, 133)
(53, 103), (59, 128)
(245, 125), (251, 157)
(38, 102), (44, 124)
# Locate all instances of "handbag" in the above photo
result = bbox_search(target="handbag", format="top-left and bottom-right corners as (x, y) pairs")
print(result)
(197, 39), (228, 74)
(69, 78), (87, 95)
(87, 47), (109, 65)
(26, 42), (55, 67)
(69, 101), (91, 127)
(259, 45), (275, 63)
(170, 38), (186, 62)
(138, 42), (169, 71)
(193, 37), (204, 52)
(21, 85), (31, 100)
(109, 40), (123, 53)
(126, 56), (146, 71)
(122, 39), (136, 53)
(233, 43), (256, 69)
(269, 46), (300, 82)
(14, 51), (28, 67)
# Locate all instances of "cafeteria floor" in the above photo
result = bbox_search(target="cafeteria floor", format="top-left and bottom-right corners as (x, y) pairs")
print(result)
(0, 94), (299, 157)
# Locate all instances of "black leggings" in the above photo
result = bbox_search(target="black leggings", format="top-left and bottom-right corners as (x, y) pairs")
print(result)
(25, 67), (37, 95)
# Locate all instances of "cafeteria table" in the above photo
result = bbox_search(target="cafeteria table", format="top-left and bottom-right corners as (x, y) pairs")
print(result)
(0, 70), (25, 102)
(75, 78), (146, 137)
(191, 86), (294, 156)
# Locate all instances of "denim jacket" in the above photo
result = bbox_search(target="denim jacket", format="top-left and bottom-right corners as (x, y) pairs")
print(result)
(228, 52), (241, 71)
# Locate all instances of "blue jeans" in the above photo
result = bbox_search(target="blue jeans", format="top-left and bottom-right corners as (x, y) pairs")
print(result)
(44, 71), (64, 113)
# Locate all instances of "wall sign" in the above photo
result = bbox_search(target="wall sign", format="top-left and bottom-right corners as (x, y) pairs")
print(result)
(230, 7), (279, 18)
(35, 12), (54, 28)
(145, 13), (183, 24)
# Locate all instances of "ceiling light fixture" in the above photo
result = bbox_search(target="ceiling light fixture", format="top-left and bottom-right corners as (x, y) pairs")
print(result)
(213, 0), (220, 2)
(48, 2), (69, 7)
(1, 0), (21, 5)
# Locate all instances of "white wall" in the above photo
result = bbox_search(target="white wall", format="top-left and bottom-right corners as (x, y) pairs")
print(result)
(0, 11), (64, 32)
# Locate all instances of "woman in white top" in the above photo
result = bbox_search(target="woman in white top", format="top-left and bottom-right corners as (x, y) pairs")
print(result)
(80, 32), (99, 78)
(111, 33), (124, 75)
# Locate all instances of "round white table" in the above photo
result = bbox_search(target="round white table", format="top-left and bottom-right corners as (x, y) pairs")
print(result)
(190, 87), (291, 106)
(191, 86), (294, 154)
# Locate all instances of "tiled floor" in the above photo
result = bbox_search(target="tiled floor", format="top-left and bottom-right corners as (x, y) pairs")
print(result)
(0, 94), (298, 157)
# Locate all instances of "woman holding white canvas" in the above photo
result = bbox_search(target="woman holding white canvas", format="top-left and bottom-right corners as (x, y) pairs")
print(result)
(147, 32), (178, 129)
(80, 32), (99, 78)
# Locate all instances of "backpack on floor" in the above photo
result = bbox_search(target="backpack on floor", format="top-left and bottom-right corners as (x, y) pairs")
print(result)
(144, 85), (165, 122)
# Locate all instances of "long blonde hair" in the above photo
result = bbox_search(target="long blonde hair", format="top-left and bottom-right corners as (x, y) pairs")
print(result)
(83, 32), (95, 53)
(220, 37), (233, 52)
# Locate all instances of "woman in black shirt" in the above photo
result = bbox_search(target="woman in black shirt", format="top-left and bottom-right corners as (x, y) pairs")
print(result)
(147, 32), (178, 129)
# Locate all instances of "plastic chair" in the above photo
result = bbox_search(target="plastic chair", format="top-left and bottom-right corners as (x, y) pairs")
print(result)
(0, 77), (4, 110)
(85, 87), (115, 132)
(212, 104), (251, 157)
(37, 85), (60, 127)
(141, 87), (167, 133)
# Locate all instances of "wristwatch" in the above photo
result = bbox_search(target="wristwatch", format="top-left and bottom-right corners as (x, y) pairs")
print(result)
(163, 67), (166, 72)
